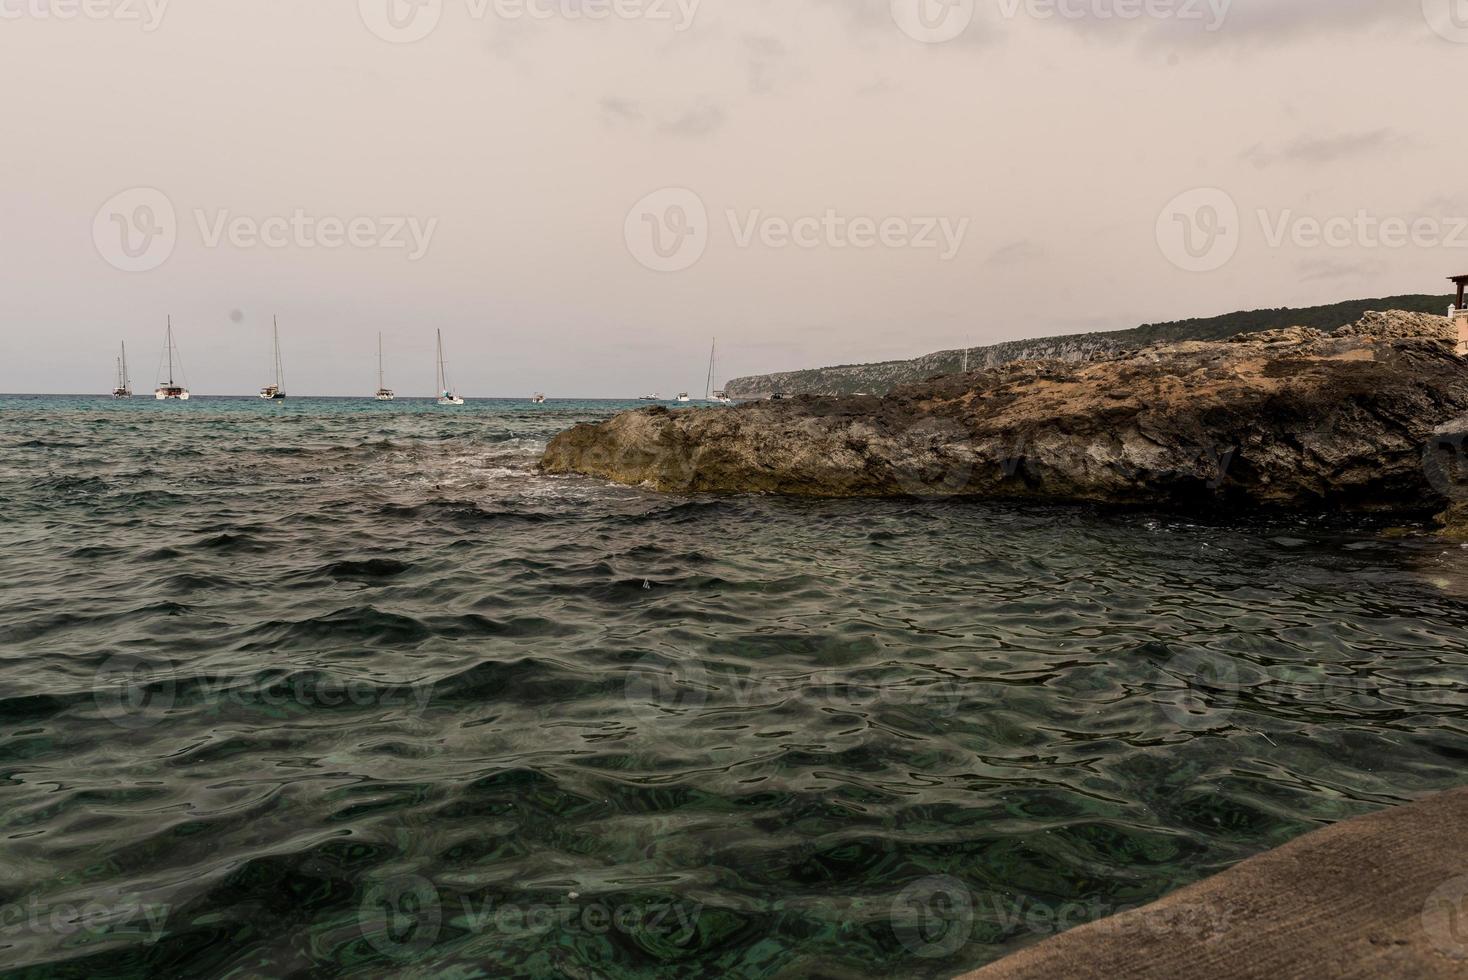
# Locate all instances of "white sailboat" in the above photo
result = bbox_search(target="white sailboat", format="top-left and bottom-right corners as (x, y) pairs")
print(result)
(705, 337), (731, 403)
(154, 317), (190, 400)
(259, 316), (286, 400)
(375, 333), (395, 401)
(112, 342), (132, 399)
(531, 393), (546, 404)
(436, 329), (464, 406)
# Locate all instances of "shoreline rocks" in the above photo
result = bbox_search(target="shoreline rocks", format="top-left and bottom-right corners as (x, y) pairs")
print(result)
(542, 312), (1468, 520)
(956, 786), (1468, 979)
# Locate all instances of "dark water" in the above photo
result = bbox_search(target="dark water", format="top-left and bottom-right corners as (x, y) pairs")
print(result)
(2, 394), (1468, 979)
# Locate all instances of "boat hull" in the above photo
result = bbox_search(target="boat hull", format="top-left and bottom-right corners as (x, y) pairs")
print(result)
(155, 390), (189, 401)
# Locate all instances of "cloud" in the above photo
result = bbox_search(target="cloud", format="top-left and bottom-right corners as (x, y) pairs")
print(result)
(1241, 130), (1404, 168)
(599, 98), (646, 124)
(988, 240), (1047, 265)
(1297, 257), (1382, 282)
(659, 102), (729, 138)
(597, 97), (728, 139)
(744, 34), (794, 95)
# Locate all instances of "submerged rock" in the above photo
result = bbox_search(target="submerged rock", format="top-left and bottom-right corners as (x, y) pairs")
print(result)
(543, 311), (1468, 515)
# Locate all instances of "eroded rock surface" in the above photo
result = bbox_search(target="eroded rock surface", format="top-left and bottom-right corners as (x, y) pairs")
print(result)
(543, 312), (1468, 514)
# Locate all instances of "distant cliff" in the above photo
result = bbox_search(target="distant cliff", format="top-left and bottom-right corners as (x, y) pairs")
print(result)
(722, 295), (1455, 398)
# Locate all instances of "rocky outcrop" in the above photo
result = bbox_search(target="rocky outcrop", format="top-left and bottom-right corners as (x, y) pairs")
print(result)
(958, 786), (1468, 980)
(544, 312), (1468, 515)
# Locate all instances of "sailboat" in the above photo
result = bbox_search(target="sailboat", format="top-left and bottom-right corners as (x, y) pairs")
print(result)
(112, 342), (132, 399)
(436, 329), (464, 406)
(259, 316), (286, 400)
(154, 318), (190, 400)
(704, 338), (732, 404)
(375, 333), (395, 401)
(531, 393), (546, 404)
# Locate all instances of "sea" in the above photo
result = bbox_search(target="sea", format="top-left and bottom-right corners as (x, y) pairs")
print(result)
(2, 394), (1467, 978)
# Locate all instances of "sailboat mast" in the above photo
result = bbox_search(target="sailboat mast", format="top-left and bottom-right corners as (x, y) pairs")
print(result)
(378, 333), (385, 390)
(272, 316), (283, 389)
(706, 338), (717, 401)
(121, 342), (129, 388)
(166, 316), (175, 386)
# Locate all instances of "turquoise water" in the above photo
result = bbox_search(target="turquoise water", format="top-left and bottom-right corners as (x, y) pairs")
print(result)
(2, 394), (1467, 978)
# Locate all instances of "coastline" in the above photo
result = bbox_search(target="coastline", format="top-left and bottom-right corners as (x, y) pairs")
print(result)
(957, 787), (1468, 979)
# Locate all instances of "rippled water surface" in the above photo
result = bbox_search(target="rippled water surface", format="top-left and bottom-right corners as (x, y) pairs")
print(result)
(3, 394), (1468, 979)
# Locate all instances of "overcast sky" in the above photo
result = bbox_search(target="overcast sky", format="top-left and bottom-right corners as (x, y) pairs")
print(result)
(1, 0), (1463, 396)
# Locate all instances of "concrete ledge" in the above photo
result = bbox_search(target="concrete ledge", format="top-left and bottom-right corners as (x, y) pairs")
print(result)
(958, 787), (1468, 980)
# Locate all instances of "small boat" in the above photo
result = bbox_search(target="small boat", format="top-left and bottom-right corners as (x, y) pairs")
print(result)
(154, 318), (190, 400)
(436, 329), (464, 406)
(639, 393), (659, 401)
(531, 393), (546, 404)
(375, 333), (395, 400)
(675, 392), (691, 403)
(712, 390), (732, 405)
(112, 342), (132, 399)
(259, 316), (286, 400)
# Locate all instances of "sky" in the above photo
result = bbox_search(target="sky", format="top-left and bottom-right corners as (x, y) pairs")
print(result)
(1, 0), (1464, 396)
